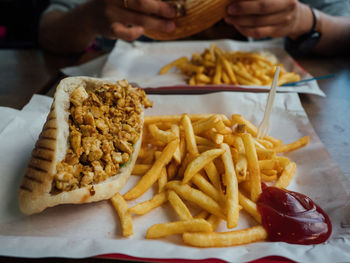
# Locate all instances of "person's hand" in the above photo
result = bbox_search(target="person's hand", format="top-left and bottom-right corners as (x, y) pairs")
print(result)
(224, 0), (313, 39)
(88, 0), (177, 41)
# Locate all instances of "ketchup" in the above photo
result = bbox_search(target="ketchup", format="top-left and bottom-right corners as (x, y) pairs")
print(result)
(257, 186), (332, 245)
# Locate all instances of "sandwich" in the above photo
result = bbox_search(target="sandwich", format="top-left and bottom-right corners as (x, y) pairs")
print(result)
(19, 77), (152, 215)
(144, 0), (230, 40)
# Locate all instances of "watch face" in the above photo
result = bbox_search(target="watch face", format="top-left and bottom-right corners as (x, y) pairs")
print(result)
(285, 31), (322, 56)
(298, 31), (321, 52)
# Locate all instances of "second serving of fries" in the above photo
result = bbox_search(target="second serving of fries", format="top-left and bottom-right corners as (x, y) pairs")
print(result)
(110, 110), (309, 247)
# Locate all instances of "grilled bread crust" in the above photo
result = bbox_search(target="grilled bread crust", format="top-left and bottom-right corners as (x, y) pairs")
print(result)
(19, 77), (143, 215)
(144, 0), (230, 40)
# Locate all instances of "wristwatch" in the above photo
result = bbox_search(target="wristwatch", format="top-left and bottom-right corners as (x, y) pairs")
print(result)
(285, 7), (321, 56)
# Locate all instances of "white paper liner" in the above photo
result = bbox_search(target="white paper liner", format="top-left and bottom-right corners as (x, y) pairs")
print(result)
(0, 92), (349, 262)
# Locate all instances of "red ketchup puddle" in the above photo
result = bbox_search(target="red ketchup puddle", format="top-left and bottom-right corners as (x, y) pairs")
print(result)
(257, 185), (332, 245)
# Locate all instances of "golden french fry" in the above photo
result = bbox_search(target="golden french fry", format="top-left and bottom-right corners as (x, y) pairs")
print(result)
(256, 138), (274, 149)
(166, 181), (225, 219)
(171, 124), (182, 164)
(238, 191), (262, 223)
(241, 133), (262, 202)
(221, 57), (238, 84)
(148, 123), (177, 143)
(204, 161), (222, 192)
(207, 214), (222, 231)
(261, 172), (278, 182)
(258, 159), (277, 170)
(274, 136), (310, 153)
(256, 147), (276, 160)
(182, 114), (199, 155)
(155, 150), (168, 193)
(213, 62), (222, 85)
(195, 135), (218, 147)
(167, 160), (179, 180)
(128, 191), (167, 215)
(182, 226), (268, 247)
(124, 139), (179, 200)
(147, 219), (212, 239)
(132, 164), (152, 175)
(111, 193), (133, 237)
(145, 114), (228, 125)
(202, 129), (224, 144)
(194, 210), (210, 219)
(182, 148), (225, 184)
(192, 173), (225, 205)
(221, 143), (239, 229)
(177, 152), (197, 179)
(168, 190), (193, 221)
(192, 115), (220, 135)
(275, 162), (296, 188)
(159, 56), (188, 74)
(196, 73), (211, 83)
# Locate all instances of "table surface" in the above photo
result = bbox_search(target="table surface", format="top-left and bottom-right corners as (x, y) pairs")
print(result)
(0, 47), (349, 263)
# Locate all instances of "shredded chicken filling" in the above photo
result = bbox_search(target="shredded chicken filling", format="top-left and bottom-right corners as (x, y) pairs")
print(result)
(53, 80), (152, 192)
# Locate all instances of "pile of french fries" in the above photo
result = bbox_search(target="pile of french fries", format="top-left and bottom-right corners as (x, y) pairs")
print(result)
(159, 44), (301, 86)
(110, 113), (309, 247)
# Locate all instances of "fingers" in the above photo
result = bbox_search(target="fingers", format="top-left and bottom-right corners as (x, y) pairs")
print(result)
(225, 0), (299, 39)
(233, 24), (288, 39)
(116, 7), (175, 33)
(227, 0), (297, 16)
(225, 8), (295, 28)
(126, 0), (177, 18)
(110, 22), (144, 41)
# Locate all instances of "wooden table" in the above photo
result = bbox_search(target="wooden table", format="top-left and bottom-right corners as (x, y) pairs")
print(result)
(0, 48), (349, 262)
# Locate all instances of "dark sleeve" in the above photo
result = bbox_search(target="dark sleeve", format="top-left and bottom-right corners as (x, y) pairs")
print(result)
(301, 0), (350, 17)
(43, 0), (87, 15)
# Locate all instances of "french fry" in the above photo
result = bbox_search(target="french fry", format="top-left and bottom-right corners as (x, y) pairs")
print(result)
(204, 161), (222, 192)
(124, 139), (179, 200)
(182, 148), (225, 184)
(275, 162), (296, 188)
(194, 210), (210, 219)
(256, 148), (276, 160)
(195, 135), (218, 147)
(221, 143), (239, 228)
(167, 190), (193, 221)
(274, 136), (310, 153)
(207, 214), (222, 231)
(182, 114), (199, 155)
(221, 57), (237, 84)
(159, 56), (188, 74)
(147, 219), (212, 239)
(148, 123), (177, 143)
(192, 173), (225, 205)
(111, 193), (133, 237)
(132, 164), (152, 175)
(238, 191), (262, 223)
(192, 115), (221, 135)
(166, 181), (225, 219)
(129, 191), (168, 215)
(241, 133), (262, 202)
(171, 124), (182, 164)
(261, 172), (278, 182)
(182, 226), (268, 247)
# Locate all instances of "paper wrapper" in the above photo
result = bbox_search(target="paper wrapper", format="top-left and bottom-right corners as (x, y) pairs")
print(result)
(61, 39), (325, 97)
(0, 92), (349, 262)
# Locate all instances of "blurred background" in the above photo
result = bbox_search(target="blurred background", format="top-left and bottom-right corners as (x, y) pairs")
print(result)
(0, 0), (49, 48)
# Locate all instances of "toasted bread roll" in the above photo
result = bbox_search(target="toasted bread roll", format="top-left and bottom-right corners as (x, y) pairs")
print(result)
(19, 77), (152, 215)
(144, 0), (230, 40)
